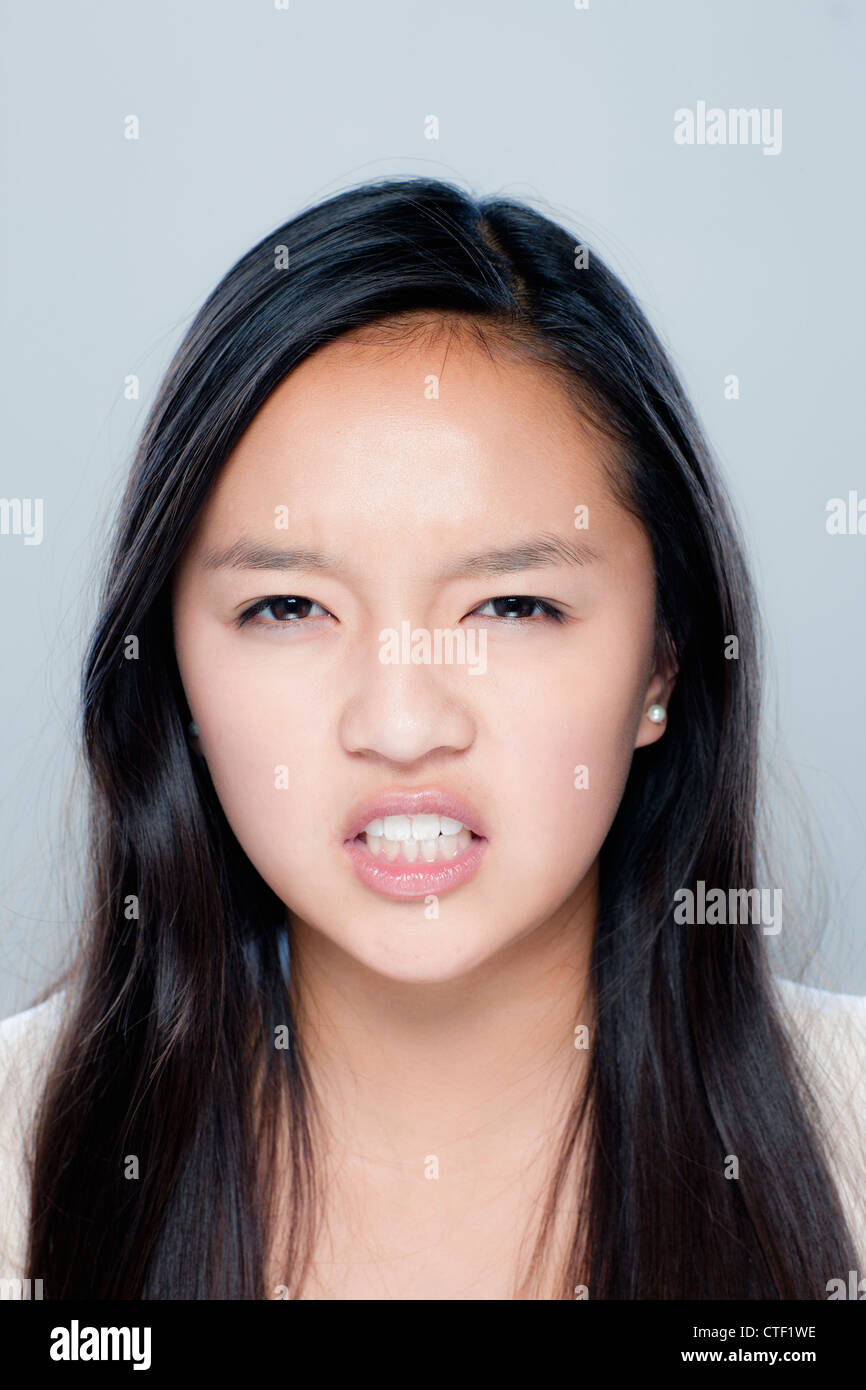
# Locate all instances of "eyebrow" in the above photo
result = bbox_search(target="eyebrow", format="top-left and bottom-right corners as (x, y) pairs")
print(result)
(199, 531), (601, 579)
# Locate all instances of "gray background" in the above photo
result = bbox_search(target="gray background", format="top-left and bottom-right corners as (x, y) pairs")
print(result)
(1, 0), (864, 1018)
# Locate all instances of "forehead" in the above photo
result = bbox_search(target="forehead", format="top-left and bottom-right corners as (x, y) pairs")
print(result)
(185, 320), (636, 558)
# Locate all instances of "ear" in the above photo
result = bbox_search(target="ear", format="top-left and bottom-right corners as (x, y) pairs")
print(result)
(634, 636), (678, 750)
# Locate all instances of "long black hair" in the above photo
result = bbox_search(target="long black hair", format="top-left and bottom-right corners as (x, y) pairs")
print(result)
(28, 176), (857, 1297)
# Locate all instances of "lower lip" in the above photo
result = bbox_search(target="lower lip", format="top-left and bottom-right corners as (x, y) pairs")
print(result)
(343, 834), (488, 899)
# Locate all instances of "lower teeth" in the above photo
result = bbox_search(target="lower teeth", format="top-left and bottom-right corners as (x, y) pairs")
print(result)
(361, 828), (474, 862)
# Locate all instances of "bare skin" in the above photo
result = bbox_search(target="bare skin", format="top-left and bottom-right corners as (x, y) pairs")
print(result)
(171, 317), (675, 1299)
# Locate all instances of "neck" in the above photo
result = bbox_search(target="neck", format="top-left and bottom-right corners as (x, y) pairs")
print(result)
(287, 871), (596, 1178)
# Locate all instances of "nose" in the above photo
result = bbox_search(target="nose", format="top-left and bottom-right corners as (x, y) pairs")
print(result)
(338, 631), (477, 766)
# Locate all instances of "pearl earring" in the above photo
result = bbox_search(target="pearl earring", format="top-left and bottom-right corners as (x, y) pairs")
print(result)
(647, 704), (666, 724)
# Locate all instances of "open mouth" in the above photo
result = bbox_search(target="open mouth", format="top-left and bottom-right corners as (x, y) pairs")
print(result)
(344, 829), (487, 898)
(352, 824), (479, 863)
(342, 802), (488, 897)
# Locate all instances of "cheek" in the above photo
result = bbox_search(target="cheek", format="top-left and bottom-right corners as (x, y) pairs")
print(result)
(490, 639), (647, 880)
(175, 628), (329, 888)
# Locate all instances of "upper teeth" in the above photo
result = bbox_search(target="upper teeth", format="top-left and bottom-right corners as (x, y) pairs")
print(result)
(363, 814), (467, 841)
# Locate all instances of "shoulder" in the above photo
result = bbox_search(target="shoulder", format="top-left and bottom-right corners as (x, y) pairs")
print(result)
(0, 990), (69, 1097)
(772, 976), (866, 1065)
(772, 975), (866, 1111)
(0, 988), (69, 1051)
(0, 991), (70, 1280)
(772, 976), (866, 1261)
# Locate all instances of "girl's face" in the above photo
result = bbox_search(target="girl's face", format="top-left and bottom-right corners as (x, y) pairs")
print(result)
(172, 322), (673, 983)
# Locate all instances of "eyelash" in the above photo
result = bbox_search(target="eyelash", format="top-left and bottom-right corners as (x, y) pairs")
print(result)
(236, 595), (567, 628)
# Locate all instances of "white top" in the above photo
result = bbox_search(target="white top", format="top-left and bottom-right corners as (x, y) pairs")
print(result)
(1, 978), (864, 1283)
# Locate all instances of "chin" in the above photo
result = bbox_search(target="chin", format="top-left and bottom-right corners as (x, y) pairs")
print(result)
(333, 918), (505, 986)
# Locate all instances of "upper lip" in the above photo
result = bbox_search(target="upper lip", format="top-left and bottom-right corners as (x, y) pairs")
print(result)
(343, 788), (487, 842)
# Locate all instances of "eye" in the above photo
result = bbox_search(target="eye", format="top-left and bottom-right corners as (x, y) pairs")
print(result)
(235, 593), (565, 628)
(236, 595), (333, 627)
(469, 596), (566, 624)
